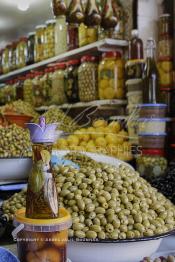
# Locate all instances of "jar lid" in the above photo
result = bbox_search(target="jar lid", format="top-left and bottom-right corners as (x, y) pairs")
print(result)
(142, 149), (165, 156)
(102, 51), (121, 59)
(138, 118), (168, 122)
(67, 59), (80, 66)
(81, 55), (97, 63)
(46, 19), (56, 25)
(28, 32), (35, 36)
(159, 13), (170, 18)
(139, 132), (166, 136)
(20, 37), (27, 42)
(55, 63), (66, 69)
(35, 25), (46, 29)
(137, 104), (167, 108)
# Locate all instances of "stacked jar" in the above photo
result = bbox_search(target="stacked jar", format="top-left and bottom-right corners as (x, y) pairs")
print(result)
(98, 51), (125, 100)
(157, 14), (174, 115)
(125, 30), (144, 145)
(35, 25), (46, 62)
(136, 103), (168, 181)
(44, 20), (56, 59)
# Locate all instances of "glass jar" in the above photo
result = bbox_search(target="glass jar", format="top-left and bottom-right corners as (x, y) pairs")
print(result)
(0, 84), (6, 105)
(65, 59), (80, 103)
(55, 16), (67, 55)
(158, 61), (173, 89)
(158, 37), (173, 61)
(10, 42), (17, 71)
(32, 72), (44, 107)
(23, 74), (34, 105)
(45, 20), (56, 59)
(27, 32), (35, 65)
(136, 149), (168, 180)
(46, 67), (55, 105)
(159, 14), (171, 38)
(78, 55), (98, 102)
(50, 63), (67, 105)
(16, 37), (27, 69)
(2, 45), (10, 74)
(35, 25), (46, 62)
(68, 23), (79, 50)
(98, 51), (125, 100)
(79, 23), (98, 47)
(16, 76), (25, 100)
(4, 80), (16, 103)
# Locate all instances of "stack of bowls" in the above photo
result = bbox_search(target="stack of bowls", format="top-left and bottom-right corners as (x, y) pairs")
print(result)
(137, 104), (167, 149)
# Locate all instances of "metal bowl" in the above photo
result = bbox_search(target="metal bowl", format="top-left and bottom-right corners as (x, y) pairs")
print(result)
(68, 231), (174, 262)
(0, 158), (32, 181)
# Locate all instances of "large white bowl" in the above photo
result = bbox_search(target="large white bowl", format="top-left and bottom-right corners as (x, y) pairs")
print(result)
(68, 233), (172, 262)
(0, 158), (32, 181)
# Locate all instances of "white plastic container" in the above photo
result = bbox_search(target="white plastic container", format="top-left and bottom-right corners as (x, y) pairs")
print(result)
(138, 118), (167, 134)
(126, 91), (143, 106)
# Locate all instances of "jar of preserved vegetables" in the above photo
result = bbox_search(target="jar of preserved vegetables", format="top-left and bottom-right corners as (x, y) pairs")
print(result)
(2, 45), (10, 74)
(16, 37), (27, 69)
(45, 20), (56, 59)
(35, 25), (46, 62)
(68, 23), (79, 50)
(98, 51), (125, 100)
(159, 14), (171, 38)
(78, 55), (98, 102)
(55, 16), (67, 55)
(46, 67), (55, 105)
(32, 72), (45, 108)
(23, 74), (34, 105)
(158, 61), (173, 89)
(50, 63), (67, 105)
(16, 76), (25, 100)
(27, 32), (35, 65)
(4, 80), (16, 103)
(10, 41), (17, 71)
(136, 149), (168, 181)
(65, 59), (80, 103)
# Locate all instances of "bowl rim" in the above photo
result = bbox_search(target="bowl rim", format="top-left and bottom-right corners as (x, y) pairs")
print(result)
(69, 230), (174, 244)
(0, 157), (32, 160)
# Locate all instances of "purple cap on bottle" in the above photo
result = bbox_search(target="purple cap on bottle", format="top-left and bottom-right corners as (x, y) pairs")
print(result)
(26, 116), (58, 143)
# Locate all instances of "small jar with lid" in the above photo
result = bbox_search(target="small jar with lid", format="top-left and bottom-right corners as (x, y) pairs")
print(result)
(78, 55), (98, 102)
(45, 20), (56, 59)
(27, 32), (35, 65)
(16, 37), (27, 69)
(98, 51), (125, 100)
(50, 63), (67, 105)
(65, 59), (80, 103)
(10, 42), (17, 71)
(136, 149), (168, 181)
(23, 74), (34, 105)
(35, 25), (46, 62)
(2, 45), (10, 74)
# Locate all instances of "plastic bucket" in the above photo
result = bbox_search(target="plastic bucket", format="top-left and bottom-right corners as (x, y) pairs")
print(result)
(12, 208), (72, 262)
(138, 104), (167, 118)
(138, 118), (167, 134)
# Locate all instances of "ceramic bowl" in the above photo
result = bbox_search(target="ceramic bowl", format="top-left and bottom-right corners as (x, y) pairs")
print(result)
(4, 114), (33, 128)
(0, 247), (19, 262)
(68, 232), (173, 262)
(0, 157), (32, 181)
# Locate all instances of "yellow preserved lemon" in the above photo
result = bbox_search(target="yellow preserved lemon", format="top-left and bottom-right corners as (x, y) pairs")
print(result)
(67, 135), (79, 146)
(95, 137), (107, 147)
(57, 138), (68, 147)
(93, 119), (107, 128)
(116, 59), (124, 69)
(160, 72), (172, 85)
(116, 68), (124, 79)
(108, 121), (121, 133)
(99, 89), (105, 99)
(80, 141), (87, 147)
(105, 60), (115, 70)
(115, 88), (124, 99)
(160, 61), (173, 72)
(103, 88), (115, 99)
(99, 79), (109, 90)
(118, 130), (128, 140)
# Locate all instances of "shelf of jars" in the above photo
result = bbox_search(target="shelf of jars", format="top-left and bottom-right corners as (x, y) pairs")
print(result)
(35, 99), (127, 111)
(0, 38), (128, 83)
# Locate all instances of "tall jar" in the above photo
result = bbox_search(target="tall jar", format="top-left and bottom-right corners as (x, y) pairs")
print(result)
(50, 63), (67, 105)
(2, 45), (10, 74)
(65, 59), (80, 103)
(46, 67), (55, 105)
(16, 76), (25, 100)
(78, 55), (98, 102)
(98, 51), (125, 100)
(10, 42), (17, 71)
(67, 23), (79, 50)
(4, 80), (16, 103)
(32, 72), (44, 108)
(16, 37), (27, 69)
(55, 16), (67, 55)
(45, 20), (56, 59)
(27, 32), (35, 65)
(23, 74), (34, 105)
(35, 25), (46, 62)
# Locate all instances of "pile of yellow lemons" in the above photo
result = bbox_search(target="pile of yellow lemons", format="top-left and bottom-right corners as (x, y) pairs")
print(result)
(55, 119), (133, 162)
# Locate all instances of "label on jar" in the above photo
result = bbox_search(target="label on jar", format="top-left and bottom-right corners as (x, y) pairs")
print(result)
(125, 60), (145, 80)
(158, 39), (173, 61)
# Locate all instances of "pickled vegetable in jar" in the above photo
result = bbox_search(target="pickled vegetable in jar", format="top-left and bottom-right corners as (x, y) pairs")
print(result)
(46, 67), (55, 105)
(32, 72), (45, 108)
(4, 80), (16, 103)
(27, 32), (35, 65)
(65, 59), (80, 103)
(78, 55), (98, 102)
(136, 149), (168, 181)
(16, 76), (25, 100)
(98, 51), (125, 100)
(67, 23), (79, 50)
(55, 16), (67, 55)
(35, 25), (46, 62)
(2, 45), (10, 74)
(45, 20), (56, 59)
(10, 41), (17, 71)
(79, 23), (98, 47)
(159, 14), (172, 38)
(16, 37), (27, 69)
(50, 63), (67, 105)
(23, 74), (34, 105)
(158, 61), (173, 89)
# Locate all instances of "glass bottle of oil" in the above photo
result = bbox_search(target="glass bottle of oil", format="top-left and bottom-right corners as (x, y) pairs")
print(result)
(26, 116), (58, 219)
